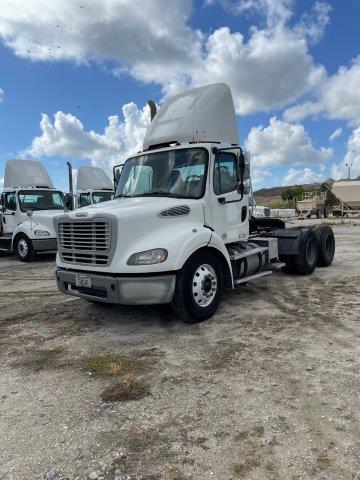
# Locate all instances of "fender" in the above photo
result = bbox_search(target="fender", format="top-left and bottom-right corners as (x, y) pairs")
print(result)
(11, 222), (34, 249)
(207, 231), (234, 286)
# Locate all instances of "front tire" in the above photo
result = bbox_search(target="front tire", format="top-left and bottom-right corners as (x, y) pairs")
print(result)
(172, 252), (222, 323)
(14, 234), (36, 262)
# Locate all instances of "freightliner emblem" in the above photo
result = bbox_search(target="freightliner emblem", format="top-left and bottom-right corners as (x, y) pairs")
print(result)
(75, 212), (88, 217)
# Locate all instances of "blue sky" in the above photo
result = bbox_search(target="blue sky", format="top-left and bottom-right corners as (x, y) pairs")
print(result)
(0, 0), (360, 191)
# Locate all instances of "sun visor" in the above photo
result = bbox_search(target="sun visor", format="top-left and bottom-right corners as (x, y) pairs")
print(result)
(143, 83), (239, 150)
(4, 159), (54, 189)
(76, 166), (113, 191)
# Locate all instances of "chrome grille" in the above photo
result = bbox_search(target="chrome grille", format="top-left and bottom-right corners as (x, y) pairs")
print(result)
(58, 220), (111, 265)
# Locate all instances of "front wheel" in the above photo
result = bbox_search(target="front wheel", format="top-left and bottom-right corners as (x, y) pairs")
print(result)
(171, 252), (222, 323)
(14, 234), (36, 262)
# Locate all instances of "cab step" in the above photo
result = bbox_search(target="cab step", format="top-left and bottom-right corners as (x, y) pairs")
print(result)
(234, 270), (272, 285)
(270, 261), (286, 271)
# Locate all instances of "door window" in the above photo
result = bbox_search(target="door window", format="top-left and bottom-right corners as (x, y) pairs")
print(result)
(213, 153), (237, 195)
(5, 193), (16, 211)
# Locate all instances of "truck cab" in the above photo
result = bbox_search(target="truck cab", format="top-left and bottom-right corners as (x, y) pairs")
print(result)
(75, 166), (114, 208)
(0, 159), (64, 261)
(54, 84), (335, 322)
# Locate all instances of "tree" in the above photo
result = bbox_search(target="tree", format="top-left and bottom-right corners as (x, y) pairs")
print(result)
(281, 185), (304, 205)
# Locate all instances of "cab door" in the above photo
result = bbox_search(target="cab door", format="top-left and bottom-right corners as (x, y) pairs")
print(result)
(210, 151), (249, 243)
(2, 192), (17, 235)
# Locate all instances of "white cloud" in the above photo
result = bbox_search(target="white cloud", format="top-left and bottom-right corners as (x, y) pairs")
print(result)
(245, 117), (332, 168)
(281, 167), (324, 186)
(331, 127), (360, 180)
(0, 88), (4, 103)
(26, 102), (151, 172)
(329, 127), (342, 142)
(0, 0), (329, 116)
(284, 57), (360, 126)
(192, 26), (325, 115)
(283, 100), (323, 122)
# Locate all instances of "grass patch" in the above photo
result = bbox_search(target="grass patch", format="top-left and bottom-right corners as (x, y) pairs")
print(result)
(84, 354), (143, 376)
(233, 458), (260, 477)
(125, 426), (161, 452)
(33, 347), (63, 366)
(101, 375), (150, 402)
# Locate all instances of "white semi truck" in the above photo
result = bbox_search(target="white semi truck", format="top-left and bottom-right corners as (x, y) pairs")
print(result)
(54, 84), (335, 322)
(0, 159), (64, 261)
(75, 166), (114, 208)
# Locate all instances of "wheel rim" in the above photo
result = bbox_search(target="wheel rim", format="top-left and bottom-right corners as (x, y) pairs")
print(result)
(192, 264), (218, 308)
(18, 239), (28, 257)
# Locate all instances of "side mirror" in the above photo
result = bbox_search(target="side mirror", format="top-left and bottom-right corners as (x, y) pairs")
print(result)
(26, 210), (33, 218)
(64, 193), (73, 211)
(113, 164), (124, 190)
(237, 152), (246, 199)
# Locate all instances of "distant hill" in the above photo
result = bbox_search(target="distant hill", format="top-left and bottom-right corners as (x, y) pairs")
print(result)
(254, 180), (333, 207)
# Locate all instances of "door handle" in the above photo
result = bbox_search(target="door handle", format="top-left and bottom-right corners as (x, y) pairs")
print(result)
(218, 197), (242, 204)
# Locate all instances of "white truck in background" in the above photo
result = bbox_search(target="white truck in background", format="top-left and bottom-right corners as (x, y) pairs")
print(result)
(0, 159), (64, 261)
(74, 166), (114, 208)
(54, 83), (335, 323)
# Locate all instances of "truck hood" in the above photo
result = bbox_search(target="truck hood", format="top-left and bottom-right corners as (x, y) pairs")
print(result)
(57, 196), (208, 273)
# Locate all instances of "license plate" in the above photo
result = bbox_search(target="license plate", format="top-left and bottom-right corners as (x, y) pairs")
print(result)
(75, 275), (91, 288)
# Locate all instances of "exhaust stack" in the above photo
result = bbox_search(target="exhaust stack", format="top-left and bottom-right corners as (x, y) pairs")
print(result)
(67, 161), (74, 211)
(147, 100), (157, 121)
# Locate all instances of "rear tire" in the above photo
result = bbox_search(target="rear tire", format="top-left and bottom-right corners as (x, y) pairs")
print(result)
(292, 229), (318, 275)
(324, 208), (329, 218)
(316, 209), (322, 219)
(14, 234), (36, 262)
(314, 226), (335, 267)
(172, 251), (222, 323)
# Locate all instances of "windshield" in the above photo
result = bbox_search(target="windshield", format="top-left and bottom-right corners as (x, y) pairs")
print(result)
(18, 190), (64, 212)
(115, 148), (208, 199)
(92, 191), (114, 203)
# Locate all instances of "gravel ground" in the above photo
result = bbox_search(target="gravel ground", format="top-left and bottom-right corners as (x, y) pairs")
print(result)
(1, 219), (360, 480)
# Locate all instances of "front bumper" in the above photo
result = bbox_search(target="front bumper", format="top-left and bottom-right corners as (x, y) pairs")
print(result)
(55, 267), (176, 305)
(32, 238), (57, 252)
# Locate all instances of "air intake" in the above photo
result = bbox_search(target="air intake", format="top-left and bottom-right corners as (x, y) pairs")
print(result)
(159, 205), (190, 217)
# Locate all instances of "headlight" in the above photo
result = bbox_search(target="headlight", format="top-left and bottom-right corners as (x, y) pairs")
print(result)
(127, 248), (168, 265)
(34, 230), (51, 237)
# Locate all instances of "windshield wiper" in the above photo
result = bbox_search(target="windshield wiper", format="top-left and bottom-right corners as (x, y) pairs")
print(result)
(114, 194), (131, 198)
(135, 191), (171, 197)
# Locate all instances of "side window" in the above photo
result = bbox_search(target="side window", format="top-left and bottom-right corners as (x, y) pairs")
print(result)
(213, 153), (237, 195)
(5, 193), (17, 211)
(79, 193), (91, 207)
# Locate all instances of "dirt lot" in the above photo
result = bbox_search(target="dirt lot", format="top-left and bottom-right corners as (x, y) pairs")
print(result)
(1, 219), (360, 480)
